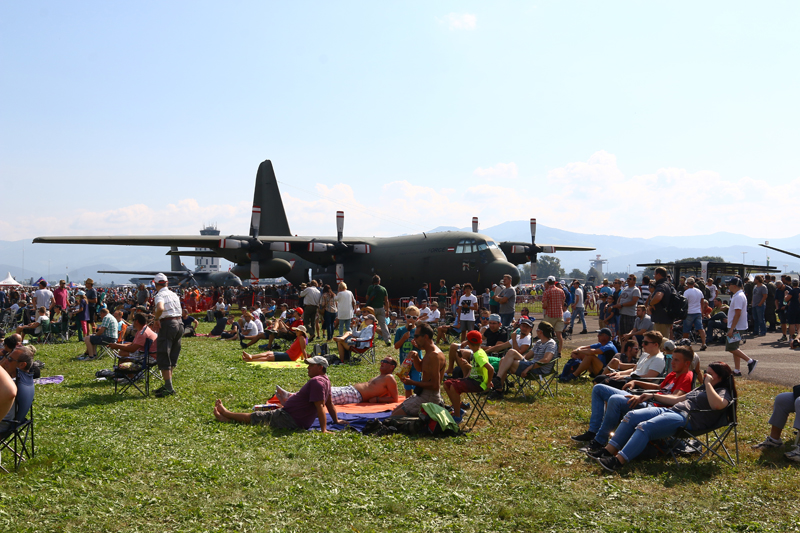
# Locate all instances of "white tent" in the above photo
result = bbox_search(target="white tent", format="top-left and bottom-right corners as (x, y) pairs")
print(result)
(0, 272), (22, 288)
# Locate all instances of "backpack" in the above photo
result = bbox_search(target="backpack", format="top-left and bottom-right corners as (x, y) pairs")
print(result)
(667, 287), (688, 321)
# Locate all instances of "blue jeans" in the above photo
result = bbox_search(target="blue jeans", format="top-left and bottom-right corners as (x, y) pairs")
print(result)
(609, 407), (691, 463)
(499, 312), (514, 327)
(338, 318), (351, 336)
(570, 307), (587, 331)
(753, 305), (766, 336)
(588, 384), (631, 445)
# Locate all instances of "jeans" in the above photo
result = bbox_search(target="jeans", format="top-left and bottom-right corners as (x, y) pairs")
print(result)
(753, 305), (766, 336)
(323, 311), (336, 340)
(570, 307), (587, 331)
(588, 384), (631, 445)
(609, 407), (691, 463)
(338, 317), (352, 336)
(499, 312), (514, 328)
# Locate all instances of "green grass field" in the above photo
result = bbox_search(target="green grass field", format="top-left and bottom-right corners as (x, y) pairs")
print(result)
(3, 318), (799, 532)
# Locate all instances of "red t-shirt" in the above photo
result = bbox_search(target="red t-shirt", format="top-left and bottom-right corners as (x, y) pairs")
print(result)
(654, 371), (694, 406)
(286, 336), (308, 361)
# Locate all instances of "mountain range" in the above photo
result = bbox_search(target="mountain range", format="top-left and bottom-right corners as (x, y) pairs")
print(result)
(2, 222), (798, 285)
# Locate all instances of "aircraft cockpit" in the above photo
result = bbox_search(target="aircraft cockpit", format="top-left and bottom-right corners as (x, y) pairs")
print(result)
(454, 238), (500, 253)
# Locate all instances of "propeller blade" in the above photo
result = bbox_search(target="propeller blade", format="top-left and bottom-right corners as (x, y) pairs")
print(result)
(335, 263), (344, 284)
(336, 211), (344, 242)
(530, 218), (536, 245)
(472, 217), (479, 233)
(250, 205), (262, 238)
(250, 261), (259, 282)
(530, 260), (538, 282)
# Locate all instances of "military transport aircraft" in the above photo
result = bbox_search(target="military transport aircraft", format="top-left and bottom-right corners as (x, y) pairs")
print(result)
(759, 242), (800, 263)
(97, 247), (242, 288)
(33, 160), (594, 297)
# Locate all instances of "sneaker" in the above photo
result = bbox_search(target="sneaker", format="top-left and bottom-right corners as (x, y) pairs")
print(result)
(752, 436), (783, 450)
(578, 439), (604, 454)
(779, 335), (788, 342)
(258, 344), (269, 350)
(571, 430), (596, 443)
(461, 402), (471, 410)
(747, 359), (758, 375)
(733, 370), (742, 377)
(155, 387), (175, 398)
(580, 330), (588, 334)
(700, 344), (707, 351)
(596, 454), (623, 473)
(560, 373), (576, 383)
(451, 416), (463, 424)
(785, 445), (800, 463)
(586, 445), (612, 460)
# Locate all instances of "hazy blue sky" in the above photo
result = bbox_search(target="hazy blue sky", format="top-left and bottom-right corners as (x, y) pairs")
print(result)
(2, 2), (798, 241)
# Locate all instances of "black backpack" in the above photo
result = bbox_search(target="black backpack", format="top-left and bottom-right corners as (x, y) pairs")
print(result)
(667, 288), (688, 321)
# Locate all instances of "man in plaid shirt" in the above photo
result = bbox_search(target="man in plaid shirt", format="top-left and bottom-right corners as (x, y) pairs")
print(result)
(542, 276), (566, 353)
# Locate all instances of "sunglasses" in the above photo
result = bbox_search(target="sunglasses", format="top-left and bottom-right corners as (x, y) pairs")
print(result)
(405, 315), (418, 319)
(380, 360), (397, 366)
(641, 340), (654, 346)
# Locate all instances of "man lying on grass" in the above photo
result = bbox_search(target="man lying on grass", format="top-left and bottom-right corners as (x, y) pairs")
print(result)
(214, 356), (345, 433)
(275, 357), (400, 405)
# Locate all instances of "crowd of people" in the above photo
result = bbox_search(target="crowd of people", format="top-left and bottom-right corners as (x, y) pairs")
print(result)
(2, 268), (799, 472)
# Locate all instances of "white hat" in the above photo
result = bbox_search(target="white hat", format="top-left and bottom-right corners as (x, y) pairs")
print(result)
(154, 273), (168, 284)
(546, 275), (556, 282)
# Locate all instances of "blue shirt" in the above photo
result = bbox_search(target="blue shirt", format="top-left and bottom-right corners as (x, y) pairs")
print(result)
(589, 341), (617, 365)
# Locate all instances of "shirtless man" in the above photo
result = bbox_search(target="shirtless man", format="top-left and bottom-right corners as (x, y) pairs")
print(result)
(276, 356), (400, 405)
(391, 322), (446, 417)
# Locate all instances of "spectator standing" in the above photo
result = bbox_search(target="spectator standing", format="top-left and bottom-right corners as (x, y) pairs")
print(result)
(682, 277), (708, 350)
(707, 277), (718, 302)
(542, 277), (566, 352)
(648, 267), (673, 339)
(33, 280), (54, 315)
(766, 275), (777, 332)
(570, 280), (588, 334)
(52, 280), (69, 317)
(151, 273), (184, 398)
(457, 283), (479, 342)
(417, 283), (429, 307)
(616, 275), (641, 339)
(752, 275), (768, 337)
(300, 281), (322, 341)
(334, 282), (356, 336)
(365, 275), (391, 346)
(726, 277), (757, 377)
(775, 280), (788, 342)
(495, 274), (517, 327)
(436, 279), (448, 310)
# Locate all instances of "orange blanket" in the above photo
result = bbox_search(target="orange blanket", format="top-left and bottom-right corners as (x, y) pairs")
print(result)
(264, 395), (403, 414)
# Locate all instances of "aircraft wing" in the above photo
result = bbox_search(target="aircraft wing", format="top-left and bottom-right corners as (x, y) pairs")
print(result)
(759, 243), (800, 260)
(543, 244), (596, 252)
(33, 235), (221, 247)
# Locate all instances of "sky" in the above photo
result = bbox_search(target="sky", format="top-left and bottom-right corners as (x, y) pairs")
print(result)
(2, 1), (799, 243)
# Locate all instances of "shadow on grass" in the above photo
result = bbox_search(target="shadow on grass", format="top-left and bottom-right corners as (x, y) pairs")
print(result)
(55, 391), (146, 409)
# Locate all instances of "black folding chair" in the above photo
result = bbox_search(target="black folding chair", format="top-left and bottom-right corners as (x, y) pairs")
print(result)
(668, 397), (739, 467)
(462, 388), (492, 431)
(511, 355), (561, 401)
(0, 370), (35, 473)
(114, 339), (155, 397)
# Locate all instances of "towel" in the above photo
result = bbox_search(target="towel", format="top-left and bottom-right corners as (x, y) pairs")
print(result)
(245, 361), (305, 369)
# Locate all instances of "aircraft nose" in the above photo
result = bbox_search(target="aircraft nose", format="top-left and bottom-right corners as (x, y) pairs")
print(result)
(483, 260), (521, 286)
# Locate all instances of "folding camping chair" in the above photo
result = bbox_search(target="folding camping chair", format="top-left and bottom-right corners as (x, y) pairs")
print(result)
(511, 355), (561, 401)
(0, 370), (35, 473)
(667, 395), (739, 467)
(114, 339), (156, 397)
(461, 388), (492, 431)
(348, 329), (376, 364)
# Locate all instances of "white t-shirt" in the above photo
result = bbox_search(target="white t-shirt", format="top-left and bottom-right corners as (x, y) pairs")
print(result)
(300, 287), (321, 306)
(728, 290), (748, 330)
(459, 294), (478, 322)
(34, 288), (54, 309)
(254, 318), (264, 334)
(335, 290), (355, 320)
(563, 310), (571, 321)
(242, 320), (259, 337)
(215, 302), (226, 311)
(426, 308), (441, 323)
(514, 333), (532, 352)
(684, 287), (704, 315)
(573, 288), (584, 309)
(633, 351), (666, 377)
(708, 284), (717, 301)
(418, 306), (431, 321)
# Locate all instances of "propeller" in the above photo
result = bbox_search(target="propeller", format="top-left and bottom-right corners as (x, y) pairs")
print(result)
(506, 219), (556, 283)
(472, 217), (479, 233)
(303, 211), (371, 284)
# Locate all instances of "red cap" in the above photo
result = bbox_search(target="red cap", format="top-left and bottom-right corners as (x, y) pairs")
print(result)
(466, 330), (482, 344)
(295, 307), (304, 316)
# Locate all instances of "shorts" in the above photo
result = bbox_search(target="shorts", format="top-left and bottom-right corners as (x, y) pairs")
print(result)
(250, 408), (299, 429)
(89, 335), (115, 345)
(331, 385), (363, 405)
(396, 388), (444, 417)
(787, 309), (800, 325)
(444, 377), (484, 394)
(487, 356), (501, 372)
(725, 338), (741, 352)
(461, 320), (475, 332)
(544, 316), (564, 332)
(654, 323), (671, 337)
(515, 360), (545, 377)
(683, 313), (702, 332)
(272, 352), (290, 362)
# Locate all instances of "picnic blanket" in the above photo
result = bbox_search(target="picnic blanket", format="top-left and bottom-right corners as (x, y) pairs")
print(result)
(33, 375), (65, 385)
(245, 361), (305, 369)
(308, 411), (393, 432)
(262, 395), (402, 414)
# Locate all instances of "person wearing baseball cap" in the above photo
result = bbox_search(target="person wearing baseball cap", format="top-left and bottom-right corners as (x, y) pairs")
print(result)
(561, 327), (617, 382)
(333, 314), (376, 364)
(243, 325), (309, 362)
(264, 305), (306, 350)
(151, 272), (184, 397)
(443, 329), (494, 423)
(213, 355), (345, 432)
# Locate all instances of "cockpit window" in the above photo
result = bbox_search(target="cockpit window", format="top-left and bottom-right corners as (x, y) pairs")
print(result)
(486, 241), (498, 249)
(455, 238), (482, 254)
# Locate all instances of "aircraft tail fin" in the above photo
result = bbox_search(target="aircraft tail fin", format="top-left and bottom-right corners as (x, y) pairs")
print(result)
(170, 246), (189, 272)
(251, 160), (292, 237)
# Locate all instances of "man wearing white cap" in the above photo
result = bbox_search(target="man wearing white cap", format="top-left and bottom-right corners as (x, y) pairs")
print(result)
(213, 356), (344, 432)
(151, 273), (184, 397)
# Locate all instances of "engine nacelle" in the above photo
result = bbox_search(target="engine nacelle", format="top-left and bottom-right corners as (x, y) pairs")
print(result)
(231, 258), (292, 280)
